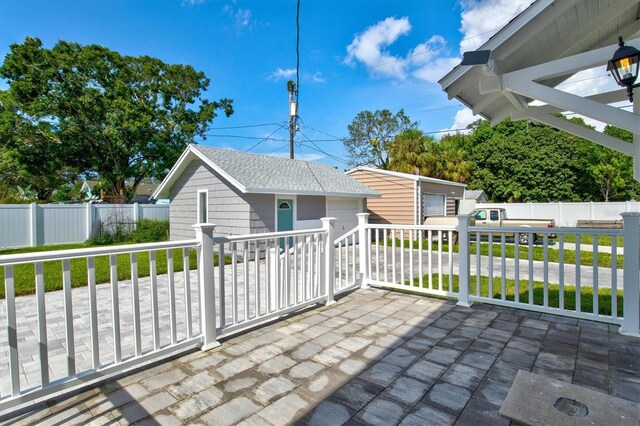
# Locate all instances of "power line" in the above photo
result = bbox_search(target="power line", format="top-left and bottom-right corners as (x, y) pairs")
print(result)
(298, 129), (350, 165)
(209, 122), (284, 130)
(244, 123), (289, 152)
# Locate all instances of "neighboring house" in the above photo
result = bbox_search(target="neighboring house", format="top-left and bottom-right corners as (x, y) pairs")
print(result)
(464, 190), (488, 203)
(80, 180), (99, 200)
(80, 180), (166, 204)
(131, 183), (160, 204)
(153, 145), (380, 240)
(346, 167), (466, 225)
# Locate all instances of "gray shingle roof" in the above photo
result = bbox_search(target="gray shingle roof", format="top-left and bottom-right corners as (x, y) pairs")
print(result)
(192, 145), (379, 197)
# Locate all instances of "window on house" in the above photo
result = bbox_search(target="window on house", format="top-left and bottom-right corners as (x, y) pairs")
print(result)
(198, 190), (208, 223)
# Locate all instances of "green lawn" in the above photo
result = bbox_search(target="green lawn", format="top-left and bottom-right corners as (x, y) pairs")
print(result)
(401, 273), (623, 317)
(562, 233), (623, 247)
(386, 238), (624, 268)
(0, 243), (229, 299)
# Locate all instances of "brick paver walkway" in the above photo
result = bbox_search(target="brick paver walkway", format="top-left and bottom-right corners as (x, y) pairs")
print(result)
(4, 288), (638, 425)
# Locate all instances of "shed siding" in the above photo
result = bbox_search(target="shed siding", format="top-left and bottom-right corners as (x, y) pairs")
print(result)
(248, 193), (275, 233)
(297, 195), (326, 220)
(169, 159), (251, 239)
(348, 170), (414, 224)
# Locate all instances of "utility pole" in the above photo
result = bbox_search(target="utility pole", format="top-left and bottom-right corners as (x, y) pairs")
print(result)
(287, 80), (297, 159)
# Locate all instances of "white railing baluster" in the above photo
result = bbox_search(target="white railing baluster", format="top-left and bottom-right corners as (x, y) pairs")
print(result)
(488, 234), (493, 299)
(266, 240), (272, 313)
(437, 231), (443, 291)
(276, 240), (282, 306)
(338, 241), (343, 290)
(409, 230), (414, 287)
(592, 235), (598, 315)
(514, 234), (520, 303)
(167, 250), (177, 346)
(62, 259), (75, 377)
(5, 265), (20, 397)
(448, 230), (453, 292)
(575, 234), (581, 314)
(419, 230), (423, 289)
(294, 236), (299, 304)
(149, 250), (160, 351)
(375, 230), (380, 281)
(130, 252), (141, 357)
(351, 233), (356, 285)
(302, 237), (308, 301)
(255, 242), (260, 316)
(283, 238), (290, 308)
(232, 243), (238, 324)
(400, 230), (405, 286)
(428, 230), (433, 290)
(218, 244), (226, 326)
(500, 233), (506, 300)
(384, 229), (388, 283)
(543, 235), (549, 308)
(611, 236), (618, 319)
(345, 239), (349, 287)
(244, 241), (250, 320)
(476, 232), (480, 296)
(109, 255), (121, 363)
(183, 248), (192, 339)
(315, 234), (321, 297)
(391, 230), (396, 284)
(558, 235), (564, 311)
(528, 237), (534, 305)
(86, 257), (99, 371)
(35, 261), (50, 386)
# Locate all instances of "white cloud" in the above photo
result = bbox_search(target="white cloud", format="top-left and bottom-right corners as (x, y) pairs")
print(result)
(409, 35), (446, 66)
(269, 68), (296, 80)
(310, 72), (325, 83)
(344, 17), (412, 79)
(413, 57), (460, 83)
(458, 0), (534, 54)
(440, 108), (478, 135)
(234, 8), (252, 29)
(556, 67), (618, 97)
(183, 0), (207, 5)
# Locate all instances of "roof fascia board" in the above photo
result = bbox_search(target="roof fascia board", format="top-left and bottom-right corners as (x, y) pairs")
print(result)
(152, 146), (195, 199)
(529, 113), (634, 156)
(189, 146), (249, 193)
(245, 187), (381, 198)
(439, 0), (556, 91)
(347, 166), (467, 187)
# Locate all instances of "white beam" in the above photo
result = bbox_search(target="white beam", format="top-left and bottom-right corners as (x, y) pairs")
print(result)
(634, 100), (639, 181)
(511, 90), (628, 119)
(526, 113), (634, 156)
(502, 78), (640, 134)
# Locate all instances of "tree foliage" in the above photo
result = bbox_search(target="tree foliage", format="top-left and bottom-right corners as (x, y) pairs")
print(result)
(0, 37), (233, 200)
(343, 109), (416, 169)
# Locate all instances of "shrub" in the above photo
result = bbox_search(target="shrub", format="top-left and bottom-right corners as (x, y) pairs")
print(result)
(131, 220), (169, 243)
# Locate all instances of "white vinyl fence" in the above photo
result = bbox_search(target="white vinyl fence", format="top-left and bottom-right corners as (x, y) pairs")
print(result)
(474, 201), (640, 227)
(0, 203), (170, 249)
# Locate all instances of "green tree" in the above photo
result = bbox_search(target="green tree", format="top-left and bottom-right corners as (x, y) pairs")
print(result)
(388, 129), (436, 175)
(343, 109), (416, 169)
(0, 37), (233, 200)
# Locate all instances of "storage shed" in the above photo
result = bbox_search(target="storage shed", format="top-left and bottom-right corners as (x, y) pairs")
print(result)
(346, 167), (466, 225)
(153, 145), (380, 240)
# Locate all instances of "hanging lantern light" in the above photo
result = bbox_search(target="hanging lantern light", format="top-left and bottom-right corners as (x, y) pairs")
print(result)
(607, 36), (640, 102)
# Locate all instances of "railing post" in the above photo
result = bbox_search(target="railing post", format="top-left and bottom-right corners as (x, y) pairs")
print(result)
(620, 212), (639, 337)
(193, 223), (221, 350)
(457, 213), (472, 307)
(321, 217), (336, 305)
(357, 213), (370, 289)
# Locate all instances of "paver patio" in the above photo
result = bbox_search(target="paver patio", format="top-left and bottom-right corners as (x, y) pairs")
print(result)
(4, 287), (638, 425)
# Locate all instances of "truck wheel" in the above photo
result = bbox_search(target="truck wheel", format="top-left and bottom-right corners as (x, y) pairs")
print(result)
(518, 232), (529, 245)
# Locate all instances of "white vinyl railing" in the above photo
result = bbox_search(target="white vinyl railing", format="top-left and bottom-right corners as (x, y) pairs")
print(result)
(365, 225), (458, 299)
(0, 239), (201, 413)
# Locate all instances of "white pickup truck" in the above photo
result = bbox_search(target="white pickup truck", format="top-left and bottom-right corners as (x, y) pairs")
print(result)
(424, 208), (556, 244)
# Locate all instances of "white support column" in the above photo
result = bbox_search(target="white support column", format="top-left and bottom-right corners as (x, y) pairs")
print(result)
(321, 217), (336, 305)
(357, 213), (370, 288)
(29, 202), (37, 247)
(193, 223), (220, 350)
(456, 214), (472, 307)
(620, 212), (639, 337)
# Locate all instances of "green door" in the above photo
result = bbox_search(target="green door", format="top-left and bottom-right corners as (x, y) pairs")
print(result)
(277, 199), (293, 250)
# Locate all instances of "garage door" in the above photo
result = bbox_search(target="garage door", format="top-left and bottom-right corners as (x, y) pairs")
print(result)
(423, 194), (445, 218)
(327, 197), (362, 240)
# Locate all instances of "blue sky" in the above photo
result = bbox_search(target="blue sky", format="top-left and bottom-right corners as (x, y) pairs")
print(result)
(0, 0), (535, 169)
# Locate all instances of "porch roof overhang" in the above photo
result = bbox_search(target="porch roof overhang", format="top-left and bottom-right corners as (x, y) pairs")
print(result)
(439, 0), (640, 181)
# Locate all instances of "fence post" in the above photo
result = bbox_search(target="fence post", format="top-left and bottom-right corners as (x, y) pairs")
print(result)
(321, 217), (336, 305)
(193, 223), (220, 350)
(85, 203), (95, 240)
(133, 202), (140, 229)
(357, 213), (370, 289)
(29, 202), (37, 247)
(457, 214), (472, 307)
(620, 212), (639, 337)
